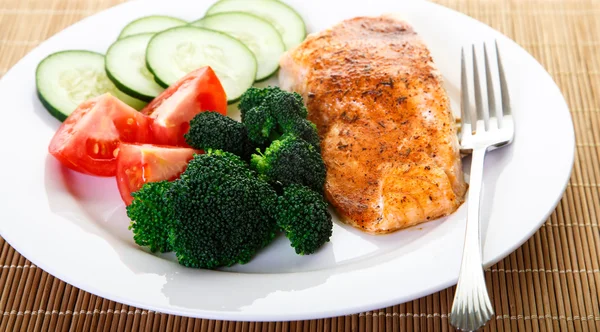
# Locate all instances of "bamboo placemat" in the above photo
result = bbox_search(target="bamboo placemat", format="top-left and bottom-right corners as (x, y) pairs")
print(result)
(1, 0), (599, 331)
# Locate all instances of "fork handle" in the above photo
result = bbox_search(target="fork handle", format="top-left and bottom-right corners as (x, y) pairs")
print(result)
(450, 147), (494, 331)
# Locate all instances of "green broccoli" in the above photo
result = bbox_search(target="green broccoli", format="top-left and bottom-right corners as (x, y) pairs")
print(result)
(127, 181), (175, 253)
(268, 90), (308, 120)
(167, 150), (278, 269)
(266, 91), (318, 149)
(239, 87), (320, 151)
(239, 86), (307, 121)
(184, 111), (254, 159)
(282, 118), (321, 152)
(243, 105), (278, 146)
(127, 87), (333, 267)
(276, 184), (333, 255)
(251, 134), (326, 193)
(239, 86), (280, 121)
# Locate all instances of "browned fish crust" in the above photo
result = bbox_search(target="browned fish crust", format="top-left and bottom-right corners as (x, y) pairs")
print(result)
(279, 15), (467, 234)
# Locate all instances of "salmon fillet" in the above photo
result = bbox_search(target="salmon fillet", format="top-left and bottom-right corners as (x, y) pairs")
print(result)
(279, 14), (467, 234)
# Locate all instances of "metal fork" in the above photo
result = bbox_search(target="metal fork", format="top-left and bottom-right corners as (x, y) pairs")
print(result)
(449, 41), (514, 332)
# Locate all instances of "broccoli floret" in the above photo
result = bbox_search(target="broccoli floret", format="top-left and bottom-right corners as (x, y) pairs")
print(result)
(127, 181), (175, 253)
(184, 111), (253, 159)
(243, 105), (278, 146)
(239, 86), (307, 118)
(276, 184), (333, 255)
(280, 118), (321, 152)
(240, 87), (320, 151)
(266, 90), (308, 120)
(251, 134), (326, 193)
(239, 86), (282, 121)
(167, 150), (278, 269)
(265, 92), (319, 149)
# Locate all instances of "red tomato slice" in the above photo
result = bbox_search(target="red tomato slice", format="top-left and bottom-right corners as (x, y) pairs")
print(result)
(142, 66), (227, 147)
(116, 143), (198, 205)
(48, 93), (152, 177)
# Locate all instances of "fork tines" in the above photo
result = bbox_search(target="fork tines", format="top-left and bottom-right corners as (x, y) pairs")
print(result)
(461, 41), (511, 135)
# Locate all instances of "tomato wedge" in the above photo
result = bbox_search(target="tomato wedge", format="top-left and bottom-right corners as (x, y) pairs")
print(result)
(142, 66), (227, 147)
(116, 143), (198, 205)
(48, 93), (152, 177)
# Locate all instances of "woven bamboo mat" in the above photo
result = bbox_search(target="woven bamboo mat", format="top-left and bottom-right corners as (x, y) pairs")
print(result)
(1, 0), (599, 331)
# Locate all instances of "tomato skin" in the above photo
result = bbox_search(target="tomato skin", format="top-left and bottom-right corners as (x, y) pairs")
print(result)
(142, 66), (227, 147)
(48, 67), (226, 177)
(116, 143), (199, 205)
(48, 93), (152, 177)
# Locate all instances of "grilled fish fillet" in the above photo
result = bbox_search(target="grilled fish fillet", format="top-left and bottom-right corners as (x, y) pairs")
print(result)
(279, 14), (467, 234)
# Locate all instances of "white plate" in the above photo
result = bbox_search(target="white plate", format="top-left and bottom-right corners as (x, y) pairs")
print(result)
(0, 0), (574, 321)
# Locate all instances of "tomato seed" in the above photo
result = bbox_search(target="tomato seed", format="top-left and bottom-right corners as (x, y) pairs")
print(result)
(127, 118), (134, 125)
(93, 143), (99, 154)
(113, 148), (120, 158)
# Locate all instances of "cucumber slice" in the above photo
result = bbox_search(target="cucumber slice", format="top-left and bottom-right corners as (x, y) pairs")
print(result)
(205, 0), (306, 50)
(118, 15), (187, 39)
(106, 33), (164, 102)
(192, 12), (285, 81)
(146, 26), (257, 103)
(36, 50), (146, 121)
